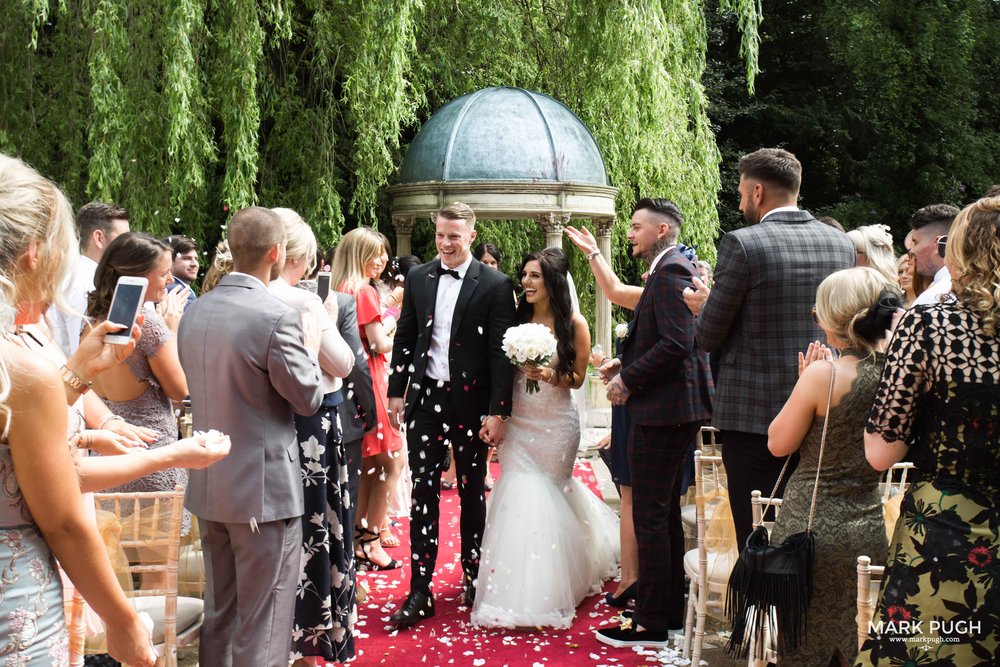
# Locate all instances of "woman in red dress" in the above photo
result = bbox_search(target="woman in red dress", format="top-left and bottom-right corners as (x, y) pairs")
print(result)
(331, 228), (404, 570)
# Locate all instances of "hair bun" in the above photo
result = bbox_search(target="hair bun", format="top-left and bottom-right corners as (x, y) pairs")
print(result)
(853, 289), (903, 344)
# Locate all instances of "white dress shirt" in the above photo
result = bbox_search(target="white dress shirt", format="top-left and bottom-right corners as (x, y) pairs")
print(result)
(760, 205), (800, 223)
(47, 255), (98, 357)
(425, 255), (473, 382)
(910, 265), (953, 308)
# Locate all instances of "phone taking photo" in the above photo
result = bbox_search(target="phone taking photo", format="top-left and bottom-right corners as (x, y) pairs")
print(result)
(317, 271), (332, 304)
(104, 276), (148, 344)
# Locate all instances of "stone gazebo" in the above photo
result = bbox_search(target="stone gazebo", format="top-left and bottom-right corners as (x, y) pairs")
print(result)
(388, 86), (619, 352)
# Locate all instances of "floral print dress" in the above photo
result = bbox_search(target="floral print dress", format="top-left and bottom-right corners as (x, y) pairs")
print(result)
(857, 303), (999, 666)
(0, 440), (70, 666)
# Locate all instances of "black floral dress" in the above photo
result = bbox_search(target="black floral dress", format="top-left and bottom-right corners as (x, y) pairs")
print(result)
(856, 303), (1000, 666)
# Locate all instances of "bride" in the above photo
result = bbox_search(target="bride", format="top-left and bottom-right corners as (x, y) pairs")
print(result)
(471, 248), (620, 629)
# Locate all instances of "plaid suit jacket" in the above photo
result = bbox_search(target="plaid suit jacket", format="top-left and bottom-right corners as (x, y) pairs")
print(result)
(695, 209), (856, 434)
(620, 248), (714, 426)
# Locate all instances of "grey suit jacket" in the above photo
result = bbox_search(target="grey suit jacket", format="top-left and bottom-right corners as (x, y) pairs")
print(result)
(333, 291), (377, 443)
(696, 210), (855, 434)
(178, 273), (324, 524)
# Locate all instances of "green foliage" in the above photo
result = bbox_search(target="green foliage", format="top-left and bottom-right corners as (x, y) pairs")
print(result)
(2, 0), (763, 321)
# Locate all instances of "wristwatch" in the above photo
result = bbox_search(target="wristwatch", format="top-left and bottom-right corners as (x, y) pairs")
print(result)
(60, 365), (93, 395)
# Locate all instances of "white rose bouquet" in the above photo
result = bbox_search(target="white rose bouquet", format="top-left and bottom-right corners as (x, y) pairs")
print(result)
(502, 322), (558, 394)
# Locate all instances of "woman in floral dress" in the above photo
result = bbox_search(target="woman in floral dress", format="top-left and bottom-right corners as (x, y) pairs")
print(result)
(857, 196), (1000, 665)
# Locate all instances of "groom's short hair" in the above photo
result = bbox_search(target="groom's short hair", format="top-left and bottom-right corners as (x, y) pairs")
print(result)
(437, 202), (477, 229)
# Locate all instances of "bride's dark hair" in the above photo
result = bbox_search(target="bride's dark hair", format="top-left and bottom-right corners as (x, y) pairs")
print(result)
(516, 247), (576, 382)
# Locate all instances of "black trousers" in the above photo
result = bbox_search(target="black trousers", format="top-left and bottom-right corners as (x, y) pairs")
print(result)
(719, 429), (797, 548)
(406, 381), (489, 594)
(629, 421), (701, 632)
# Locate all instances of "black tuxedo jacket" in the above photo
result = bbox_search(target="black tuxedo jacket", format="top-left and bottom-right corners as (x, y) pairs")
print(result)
(620, 248), (714, 426)
(388, 258), (516, 425)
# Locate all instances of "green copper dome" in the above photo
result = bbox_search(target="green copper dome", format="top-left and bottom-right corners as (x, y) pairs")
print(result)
(398, 87), (609, 186)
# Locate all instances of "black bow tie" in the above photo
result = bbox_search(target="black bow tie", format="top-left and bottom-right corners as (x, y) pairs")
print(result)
(435, 265), (461, 280)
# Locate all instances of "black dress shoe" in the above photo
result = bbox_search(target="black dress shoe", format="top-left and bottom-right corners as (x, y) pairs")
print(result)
(604, 582), (637, 608)
(389, 591), (435, 627)
(462, 582), (476, 607)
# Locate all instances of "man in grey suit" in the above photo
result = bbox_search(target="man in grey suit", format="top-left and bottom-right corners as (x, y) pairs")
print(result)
(686, 148), (855, 546)
(178, 207), (324, 667)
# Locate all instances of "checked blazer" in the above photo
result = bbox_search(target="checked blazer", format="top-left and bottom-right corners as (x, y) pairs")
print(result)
(695, 209), (855, 434)
(620, 247), (714, 426)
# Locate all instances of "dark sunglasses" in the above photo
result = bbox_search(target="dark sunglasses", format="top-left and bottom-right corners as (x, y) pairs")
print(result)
(937, 235), (948, 258)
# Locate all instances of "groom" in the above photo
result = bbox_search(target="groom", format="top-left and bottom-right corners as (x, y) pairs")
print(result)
(387, 202), (516, 626)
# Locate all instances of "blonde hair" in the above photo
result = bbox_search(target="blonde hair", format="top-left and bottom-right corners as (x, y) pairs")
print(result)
(847, 224), (899, 287)
(271, 207), (317, 276)
(329, 227), (384, 293)
(947, 196), (1000, 335)
(815, 267), (901, 355)
(202, 240), (233, 293)
(0, 153), (78, 314)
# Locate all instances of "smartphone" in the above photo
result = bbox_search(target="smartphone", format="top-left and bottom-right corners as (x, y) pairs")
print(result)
(104, 276), (148, 344)
(317, 271), (332, 303)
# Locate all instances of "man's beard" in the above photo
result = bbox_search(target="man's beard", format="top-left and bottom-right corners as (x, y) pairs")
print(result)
(643, 237), (673, 264)
(742, 202), (760, 226)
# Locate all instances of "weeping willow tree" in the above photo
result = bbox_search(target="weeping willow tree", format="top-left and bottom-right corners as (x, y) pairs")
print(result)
(1, 0), (760, 316)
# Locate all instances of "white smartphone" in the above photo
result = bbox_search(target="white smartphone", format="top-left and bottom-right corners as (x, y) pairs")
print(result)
(104, 276), (148, 344)
(316, 271), (332, 303)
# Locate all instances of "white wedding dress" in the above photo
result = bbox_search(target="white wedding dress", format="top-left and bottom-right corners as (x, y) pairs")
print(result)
(470, 370), (620, 629)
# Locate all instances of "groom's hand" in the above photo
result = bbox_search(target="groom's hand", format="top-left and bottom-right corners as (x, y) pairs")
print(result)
(480, 416), (508, 447)
(387, 397), (405, 432)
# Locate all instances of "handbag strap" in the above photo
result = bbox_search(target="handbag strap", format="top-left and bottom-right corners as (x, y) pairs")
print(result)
(756, 360), (837, 531)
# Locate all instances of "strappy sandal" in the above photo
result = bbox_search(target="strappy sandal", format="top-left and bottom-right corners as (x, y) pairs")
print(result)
(357, 528), (400, 571)
(380, 526), (401, 548)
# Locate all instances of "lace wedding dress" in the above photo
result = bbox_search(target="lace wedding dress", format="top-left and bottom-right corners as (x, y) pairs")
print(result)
(471, 370), (620, 629)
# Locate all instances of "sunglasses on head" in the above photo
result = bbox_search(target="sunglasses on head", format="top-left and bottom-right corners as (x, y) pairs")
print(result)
(811, 306), (819, 325)
(937, 235), (948, 258)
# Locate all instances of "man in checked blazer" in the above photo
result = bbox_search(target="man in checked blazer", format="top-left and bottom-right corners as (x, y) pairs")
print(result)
(688, 148), (855, 547)
(595, 199), (714, 649)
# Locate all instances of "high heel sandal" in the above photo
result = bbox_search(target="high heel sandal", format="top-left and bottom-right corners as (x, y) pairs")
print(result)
(605, 582), (637, 607)
(357, 528), (401, 571)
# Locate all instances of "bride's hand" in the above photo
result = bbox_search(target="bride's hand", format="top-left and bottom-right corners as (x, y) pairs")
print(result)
(519, 364), (548, 382)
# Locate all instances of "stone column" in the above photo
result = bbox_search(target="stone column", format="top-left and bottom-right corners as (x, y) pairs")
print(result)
(593, 216), (615, 355)
(537, 212), (572, 249)
(392, 215), (416, 256)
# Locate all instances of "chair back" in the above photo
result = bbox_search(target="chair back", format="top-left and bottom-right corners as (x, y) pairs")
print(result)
(856, 555), (885, 650)
(92, 485), (188, 667)
(750, 489), (783, 533)
(880, 461), (914, 501)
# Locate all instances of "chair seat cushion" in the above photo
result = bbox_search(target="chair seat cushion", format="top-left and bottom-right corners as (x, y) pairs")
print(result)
(133, 596), (204, 645)
(683, 547), (736, 585)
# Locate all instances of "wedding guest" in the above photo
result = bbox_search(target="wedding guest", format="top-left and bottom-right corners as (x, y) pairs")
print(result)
(201, 239), (233, 293)
(684, 148), (855, 546)
(897, 255), (918, 307)
(564, 223), (642, 607)
(268, 208), (355, 666)
(48, 201), (130, 356)
(596, 199), (713, 648)
(907, 203), (958, 307)
(847, 224), (899, 286)
(330, 227), (403, 570)
(696, 260), (714, 288)
(473, 242), (504, 272)
(166, 234), (200, 309)
(858, 197), (1000, 665)
(760, 267), (897, 665)
(816, 215), (846, 232)
(86, 234), (191, 516)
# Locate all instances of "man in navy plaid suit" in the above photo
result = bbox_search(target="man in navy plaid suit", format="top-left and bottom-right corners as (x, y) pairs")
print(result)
(686, 148), (855, 547)
(596, 199), (714, 649)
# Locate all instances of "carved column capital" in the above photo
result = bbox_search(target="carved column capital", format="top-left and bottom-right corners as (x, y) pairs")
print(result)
(593, 216), (615, 238)
(392, 215), (417, 235)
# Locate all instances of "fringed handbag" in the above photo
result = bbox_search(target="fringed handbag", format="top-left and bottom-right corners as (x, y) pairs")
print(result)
(725, 361), (836, 658)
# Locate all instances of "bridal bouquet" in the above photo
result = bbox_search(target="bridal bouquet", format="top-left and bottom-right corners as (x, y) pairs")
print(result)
(502, 323), (558, 394)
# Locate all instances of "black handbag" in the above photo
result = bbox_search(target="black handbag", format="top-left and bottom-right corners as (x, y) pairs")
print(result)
(725, 361), (836, 658)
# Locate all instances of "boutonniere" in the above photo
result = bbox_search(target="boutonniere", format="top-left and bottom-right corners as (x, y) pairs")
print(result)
(615, 322), (629, 340)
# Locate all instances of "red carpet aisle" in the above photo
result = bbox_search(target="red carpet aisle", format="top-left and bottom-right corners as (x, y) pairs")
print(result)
(353, 461), (691, 667)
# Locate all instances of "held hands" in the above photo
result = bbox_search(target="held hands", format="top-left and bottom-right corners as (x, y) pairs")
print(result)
(682, 276), (710, 316)
(798, 341), (833, 376)
(563, 225), (598, 255)
(71, 319), (143, 380)
(387, 397), (405, 433)
(479, 416), (508, 447)
(598, 358), (622, 384)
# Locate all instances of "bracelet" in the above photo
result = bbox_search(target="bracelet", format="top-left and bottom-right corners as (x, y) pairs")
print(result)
(99, 414), (124, 429)
(60, 365), (93, 395)
(585, 249), (601, 260)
